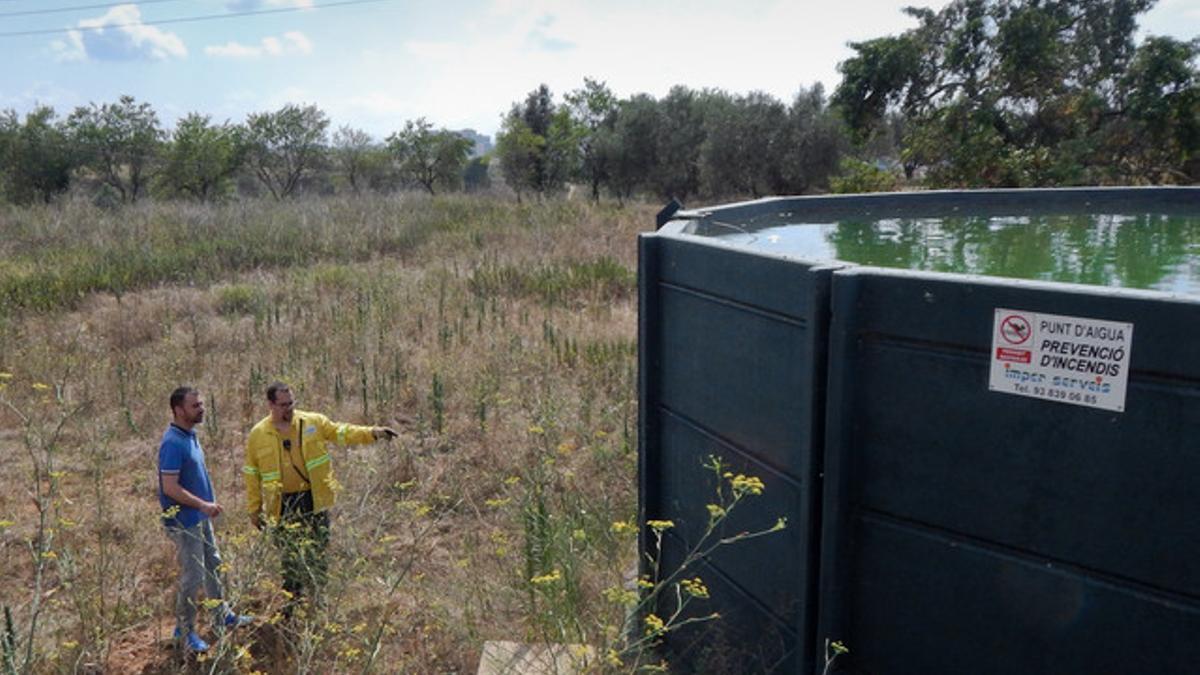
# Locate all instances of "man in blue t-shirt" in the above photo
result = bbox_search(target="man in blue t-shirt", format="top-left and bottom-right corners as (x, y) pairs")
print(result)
(158, 386), (251, 653)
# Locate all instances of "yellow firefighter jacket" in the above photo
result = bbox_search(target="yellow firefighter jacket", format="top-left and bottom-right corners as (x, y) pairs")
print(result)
(243, 410), (377, 522)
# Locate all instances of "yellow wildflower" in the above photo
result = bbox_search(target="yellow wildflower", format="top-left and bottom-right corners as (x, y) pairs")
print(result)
(646, 519), (674, 532)
(556, 440), (575, 455)
(236, 646), (251, 661)
(706, 503), (726, 520)
(0, 520), (14, 528)
(602, 586), (638, 606)
(61, 640), (79, 650)
(32, 382), (51, 391)
(605, 648), (623, 667)
(530, 569), (562, 585)
(568, 644), (589, 660)
(571, 528), (586, 541)
(680, 577), (710, 599)
(41, 550), (57, 560)
(636, 578), (655, 590)
(610, 520), (636, 535)
(398, 500), (431, 517)
(528, 424), (545, 435)
(484, 497), (510, 508)
(729, 473), (765, 496)
(643, 613), (665, 636)
(201, 598), (222, 610)
(504, 475), (521, 486)
(0, 372), (13, 380)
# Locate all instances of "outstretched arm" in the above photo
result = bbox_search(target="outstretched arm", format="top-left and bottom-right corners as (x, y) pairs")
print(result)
(315, 414), (396, 445)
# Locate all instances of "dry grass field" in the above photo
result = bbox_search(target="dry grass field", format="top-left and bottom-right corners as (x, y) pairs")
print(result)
(0, 194), (660, 673)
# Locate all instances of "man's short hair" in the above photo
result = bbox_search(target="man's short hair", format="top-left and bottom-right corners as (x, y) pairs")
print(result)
(266, 381), (291, 403)
(170, 386), (197, 411)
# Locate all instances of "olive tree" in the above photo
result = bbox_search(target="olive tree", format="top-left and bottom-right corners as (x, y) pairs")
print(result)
(242, 103), (329, 199)
(66, 95), (163, 203)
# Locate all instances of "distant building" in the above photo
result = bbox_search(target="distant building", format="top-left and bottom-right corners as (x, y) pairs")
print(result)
(455, 129), (493, 157)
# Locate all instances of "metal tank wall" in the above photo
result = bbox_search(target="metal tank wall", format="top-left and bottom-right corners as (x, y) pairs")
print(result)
(638, 234), (836, 672)
(638, 187), (1200, 674)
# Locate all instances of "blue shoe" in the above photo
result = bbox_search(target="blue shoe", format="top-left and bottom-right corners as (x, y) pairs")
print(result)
(218, 612), (254, 631)
(173, 627), (210, 653)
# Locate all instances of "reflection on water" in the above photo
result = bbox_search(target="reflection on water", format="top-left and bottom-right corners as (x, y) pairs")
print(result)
(703, 213), (1200, 294)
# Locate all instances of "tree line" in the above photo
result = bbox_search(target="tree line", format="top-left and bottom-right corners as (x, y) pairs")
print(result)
(0, 98), (478, 205)
(0, 0), (1195, 207)
(0, 82), (846, 207)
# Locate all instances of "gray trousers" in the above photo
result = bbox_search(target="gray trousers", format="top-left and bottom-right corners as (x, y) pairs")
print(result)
(167, 519), (228, 631)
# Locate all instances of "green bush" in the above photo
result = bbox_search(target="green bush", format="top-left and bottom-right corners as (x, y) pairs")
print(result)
(215, 283), (267, 316)
(830, 158), (900, 194)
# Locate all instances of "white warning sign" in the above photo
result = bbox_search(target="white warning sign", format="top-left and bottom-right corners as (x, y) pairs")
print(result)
(989, 308), (1133, 412)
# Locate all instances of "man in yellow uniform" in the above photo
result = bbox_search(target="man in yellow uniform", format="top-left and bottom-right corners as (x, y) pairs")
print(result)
(243, 381), (397, 602)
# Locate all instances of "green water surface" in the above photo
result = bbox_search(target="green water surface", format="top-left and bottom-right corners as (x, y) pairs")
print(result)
(702, 212), (1200, 294)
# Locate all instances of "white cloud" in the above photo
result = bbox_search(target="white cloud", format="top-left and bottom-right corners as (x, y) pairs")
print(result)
(282, 32), (313, 53)
(387, 0), (941, 134)
(53, 4), (186, 62)
(205, 31), (313, 58)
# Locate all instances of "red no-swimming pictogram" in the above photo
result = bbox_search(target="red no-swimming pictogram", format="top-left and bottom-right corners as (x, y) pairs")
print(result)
(999, 314), (1032, 345)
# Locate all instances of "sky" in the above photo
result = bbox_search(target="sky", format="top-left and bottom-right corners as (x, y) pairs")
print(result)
(0, 0), (1197, 142)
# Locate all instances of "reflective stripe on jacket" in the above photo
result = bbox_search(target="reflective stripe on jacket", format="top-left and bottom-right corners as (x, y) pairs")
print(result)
(243, 410), (376, 522)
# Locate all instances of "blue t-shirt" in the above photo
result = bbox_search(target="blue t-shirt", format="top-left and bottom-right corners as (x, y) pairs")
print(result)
(157, 424), (215, 529)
